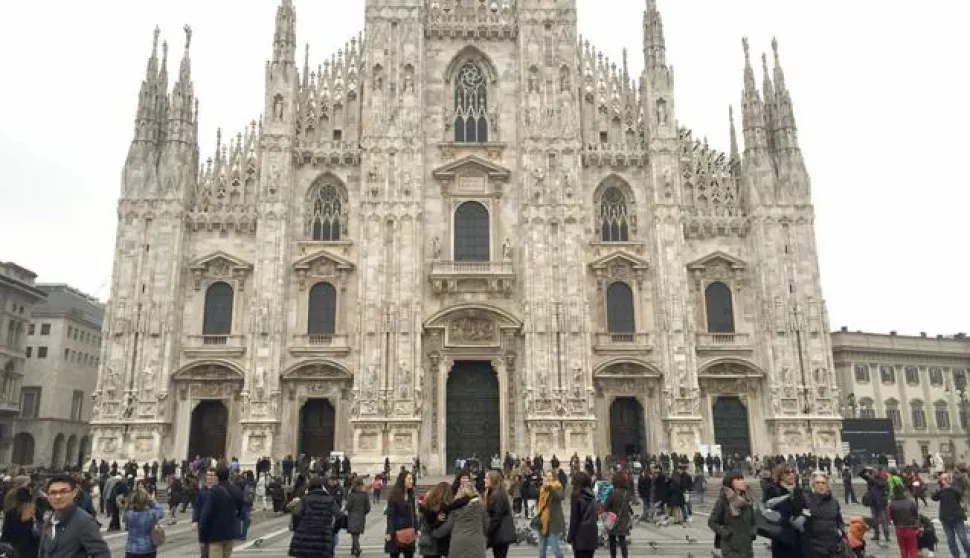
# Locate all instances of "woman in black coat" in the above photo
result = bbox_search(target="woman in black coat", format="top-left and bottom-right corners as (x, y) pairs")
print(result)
(567, 471), (599, 558)
(604, 472), (634, 558)
(800, 472), (845, 558)
(288, 476), (338, 558)
(761, 464), (805, 558)
(384, 470), (417, 558)
(418, 482), (454, 557)
(484, 470), (516, 558)
(0, 486), (39, 558)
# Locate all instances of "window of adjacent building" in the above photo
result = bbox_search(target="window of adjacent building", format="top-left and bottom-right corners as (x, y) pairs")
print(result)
(859, 397), (875, 419)
(704, 282), (735, 333)
(911, 401), (927, 429)
(202, 282), (234, 335)
(70, 390), (83, 421)
(27, 323), (34, 335)
(919, 442), (930, 458)
(880, 365), (896, 384)
(39, 323), (50, 335)
(453, 201), (490, 262)
(63, 348), (69, 360)
(935, 401), (951, 429)
(929, 367), (944, 386)
(19, 388), (40, 419)
(25, 346), (31, 358)
(885, 399), (902, 430)
(453, 62), (488, 143)
(905, 366), (919, 385)
(854, 364), (870, 382)
(37, 347), (47, 359)
(896, 442), (906, 462)
(956, 368), (968, 390)
(67, 326), (73, 337)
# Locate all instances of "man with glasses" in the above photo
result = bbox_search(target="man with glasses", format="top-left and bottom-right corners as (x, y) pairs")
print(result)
(37, 473), (110, 557)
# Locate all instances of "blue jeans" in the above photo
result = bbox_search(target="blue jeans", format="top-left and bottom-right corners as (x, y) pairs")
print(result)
(943, 519), (970, 557)
(538, 532), (564, 558)
(869, 506), (890, 540)
(237, 507), (251, 540)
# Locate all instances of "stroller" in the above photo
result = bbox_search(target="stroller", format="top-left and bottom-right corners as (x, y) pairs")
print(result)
(917, 514), (937, 556)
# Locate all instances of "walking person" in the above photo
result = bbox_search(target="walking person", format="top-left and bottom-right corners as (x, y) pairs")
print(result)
(567, 471), (599, 558)
(344, 477), (371, 557)
(603, 471), (633, 558)
(707, 472), (755, 558)
(888, 483), (919, 558)
(288, 476), (337, 558)
(198, 466), (244, 558)
(484, 470), (516, 558)
(534, 469), (566, 558)
(124, 485), (165, 558)
(384, 470), (417, 558)
(933, 472), (970, 556)
(860, 467), (890, 545)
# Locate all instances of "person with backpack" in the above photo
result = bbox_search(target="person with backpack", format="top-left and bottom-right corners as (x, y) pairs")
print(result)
(602, 472), (633, 558)
(567, 471), (599, 558)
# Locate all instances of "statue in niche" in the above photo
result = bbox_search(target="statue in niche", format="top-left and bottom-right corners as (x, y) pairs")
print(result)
(104, 367), (119, 395)
(366, 365), (379, 391)
(274, 95), (284, 120)
(431, 237), (442, 260)
(656, 99), (668, 126)
(399, 362), (411, 390)
(572, 366), (582, 387)
(121, 393), (135, 419)
(488, 102), (500, 137)
(782, 367), (796, 388)
(813, 367), (827, 386)
(403, 69), (414, 93)
(528, 71), (539, 93)
(254, 367), (265, 391)
(536, 367), (549, 388)
(141, 366), (156, 393)
(502, 238), (512, 260)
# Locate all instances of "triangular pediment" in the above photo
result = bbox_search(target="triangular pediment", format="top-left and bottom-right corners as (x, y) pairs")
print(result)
(293, 249), (355, 272)
(589, 250), (650, 271)
(686, 251), (747, 271)
(432, 155), (511, 181)
(189, 251), (253, 273)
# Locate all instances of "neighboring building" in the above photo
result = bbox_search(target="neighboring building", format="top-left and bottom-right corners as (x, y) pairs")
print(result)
(14, 285), (104, 467)
(832, 328), (970, 465)
(90, 0), (841, 473)
(0, 262), (47, 465)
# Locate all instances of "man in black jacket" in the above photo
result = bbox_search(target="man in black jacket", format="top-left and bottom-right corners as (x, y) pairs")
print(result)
(933, 472), (970, 557)
(199, 466), (245, 557)
(37, 473), (110, 558)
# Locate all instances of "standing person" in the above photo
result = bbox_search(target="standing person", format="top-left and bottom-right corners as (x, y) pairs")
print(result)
(933, 472), (970, 557)
(535, 469), (566, 558)
(198, 466), (244, 558)
(567, 471), (599, 558)
(707, 472), (755, 558)
(603, 471), (633, 558)
(860, 467), (890, 545)
(418, 482), (454, 558)
(384, 470), (417, 558)
(344, 477), (371, 557)
(800, 472), (845, 558)
(37, 473), (110, 558)
(124, 485), (165, 558)
(888, 483), (919, 558)
(761, 465), (804, 558)
(484, 470), (515, 558)
(433, 482), (488, 558)
(1, 485), (39, 558)
(288, 476), (337, 558)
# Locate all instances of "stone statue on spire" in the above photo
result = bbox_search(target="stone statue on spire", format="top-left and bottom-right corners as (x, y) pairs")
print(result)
(183, 25), (193, 50)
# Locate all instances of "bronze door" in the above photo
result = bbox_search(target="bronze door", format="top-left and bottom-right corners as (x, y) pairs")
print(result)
(610, 397), (645, 458)
(446, 361), (500, 473)
(188, 400), (229, 460)
(712, 396), (751, 457)
(299, 399), (336, 459)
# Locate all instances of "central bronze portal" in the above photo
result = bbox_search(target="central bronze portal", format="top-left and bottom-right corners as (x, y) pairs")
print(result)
(188, 400), (229, 460)
(712, 396), (752, 457)
(446, 361), (500, 472)
(299, 399), (336, 458)
(609, 397), (645, 458)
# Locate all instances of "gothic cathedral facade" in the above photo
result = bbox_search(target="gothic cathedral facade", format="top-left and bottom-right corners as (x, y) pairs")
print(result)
(89, 0), (842, 474)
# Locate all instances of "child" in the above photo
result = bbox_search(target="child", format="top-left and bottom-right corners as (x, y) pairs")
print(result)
(846, 515), (868, 558)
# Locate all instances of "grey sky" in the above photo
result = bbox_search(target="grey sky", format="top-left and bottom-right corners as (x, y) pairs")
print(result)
(0, 0), (966, 335)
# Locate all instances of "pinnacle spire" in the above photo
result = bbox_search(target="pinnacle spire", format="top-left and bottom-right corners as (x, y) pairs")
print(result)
(740, 37), (767, 153)
(133, 27), (166, 143)
(770, 37), (800, 152)
(771, 37), (787, 91)
(729, 105), (739, 161)
(272, 0), (297, 65)
(643, 0), (667, 71)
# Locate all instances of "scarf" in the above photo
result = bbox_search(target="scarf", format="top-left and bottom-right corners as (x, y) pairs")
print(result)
(722, 486), (750, 517)
(538, 483), (558, 534)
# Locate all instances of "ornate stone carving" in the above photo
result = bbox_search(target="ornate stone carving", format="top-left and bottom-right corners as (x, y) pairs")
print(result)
(189, 252), (253, 290)
(447, 317), (497, 346)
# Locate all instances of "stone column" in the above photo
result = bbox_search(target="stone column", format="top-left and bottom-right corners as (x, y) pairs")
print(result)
(492, 358), (509, 457)
(172, 396), (193, 460)
(436, 357), (453, 474)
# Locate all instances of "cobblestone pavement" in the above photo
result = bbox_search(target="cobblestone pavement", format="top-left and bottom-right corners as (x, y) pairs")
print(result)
(113, 496), (937, 557)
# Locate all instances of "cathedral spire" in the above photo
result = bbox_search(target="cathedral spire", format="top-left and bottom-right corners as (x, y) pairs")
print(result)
(643, 0), (667, 72)
(166, 25), (197, 146)
(740, 37), (767, 153)
(272, 0), (297, 65)
(729, 105), (740, 162)
(771, 38), (800, 152)
(761, 52), (777, 151)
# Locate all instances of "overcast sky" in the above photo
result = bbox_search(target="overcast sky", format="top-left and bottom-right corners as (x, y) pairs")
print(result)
(0, 0), (966, 336)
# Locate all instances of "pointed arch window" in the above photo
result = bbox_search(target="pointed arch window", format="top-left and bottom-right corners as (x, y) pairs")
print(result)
(704, 282), (735, 333)
(599, 187), (631, 242)
(453, 201), (490, 262)
(307, 282), (337, 337)
(606, 282), (636, 334)
(202, 282), (234, 335)
(308, 182), (342, 241)
(454, 62), (488, 143)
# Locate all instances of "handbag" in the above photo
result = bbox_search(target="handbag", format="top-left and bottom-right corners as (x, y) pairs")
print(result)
(600, 511), (617, 531)
(150, 521), (166, 547)
(394, 527), (417, 547)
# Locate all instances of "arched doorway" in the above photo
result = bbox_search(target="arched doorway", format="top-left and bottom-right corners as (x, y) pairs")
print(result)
(65, 435), (78, 467)
(12, 433), (34, 465)
(609, 397), (645, 457)
(78, 435), (90, 467)
(51, 434), (65, 468)
(712, 396), (751, 457)
(188, 400), (229, 460)
(299, 399), (336, 458)
(446, 361), (500, 472)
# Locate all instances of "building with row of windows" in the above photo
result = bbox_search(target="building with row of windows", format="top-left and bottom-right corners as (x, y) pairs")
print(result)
(90, 0), (840, 473)
(8, 285), (105, 467)
(832, 328), (970, 465)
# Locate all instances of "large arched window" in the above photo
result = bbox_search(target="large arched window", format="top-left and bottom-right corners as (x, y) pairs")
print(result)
(704, 282), (735, 333)
(202, 282), (234, 335)
(453, 201), (490, 261)
(599, 187), (630, 242)
(885, 398), (902, 430)
(606, 282), (636, 333)
(454, 62), (488, 143)
(307, 282), (337, 336)
(910, 400), (927, 429)
(308, 182), (342, 241)
(935, 401), (951, 429)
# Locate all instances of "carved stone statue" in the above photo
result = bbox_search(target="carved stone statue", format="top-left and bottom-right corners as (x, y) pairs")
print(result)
(399, 362), (411, 390)
(274, 96), (284, 120)
(431, 236), (442, 260)
(121, 393), (135, 419)
(366, 365), (379, 391)
(656, 99), (668, 125)
(141, 366), (156, 393)
(254, 367), (265, 390)
(536, 367), (549, 388)
(502, 238), (512, 260)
